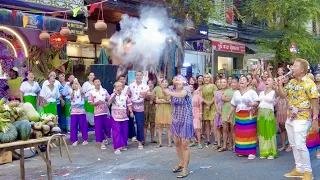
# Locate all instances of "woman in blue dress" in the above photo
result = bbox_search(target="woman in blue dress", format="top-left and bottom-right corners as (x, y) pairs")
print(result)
(163, 75), (194, 178)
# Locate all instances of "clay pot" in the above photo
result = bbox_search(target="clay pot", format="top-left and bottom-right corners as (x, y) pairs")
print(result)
(39, 30), (50, 40)
(60, 27), (71, 36)
(95, 20), (107, 31)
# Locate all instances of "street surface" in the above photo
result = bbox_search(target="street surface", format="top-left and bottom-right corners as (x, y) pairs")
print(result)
(0, 132), (319, 180)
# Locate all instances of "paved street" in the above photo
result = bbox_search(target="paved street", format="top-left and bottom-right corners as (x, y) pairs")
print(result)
(0, 133), (319, 180)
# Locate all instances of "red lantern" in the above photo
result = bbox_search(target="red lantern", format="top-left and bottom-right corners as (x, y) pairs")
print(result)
(49, 33), (67, 48)
(13, 40), (21, 49)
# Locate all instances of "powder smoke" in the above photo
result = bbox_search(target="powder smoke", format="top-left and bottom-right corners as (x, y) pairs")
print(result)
(107, 6), (182, 77)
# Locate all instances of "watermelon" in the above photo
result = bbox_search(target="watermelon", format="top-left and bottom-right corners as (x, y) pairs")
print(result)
(14, 120), (31, 141)
(0, 123), (18, 143)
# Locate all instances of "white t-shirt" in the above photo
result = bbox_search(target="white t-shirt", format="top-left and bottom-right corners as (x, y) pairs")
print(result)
(42, 80), (62, 104)
(20, 81), (41, 96)
(82, 81), (95, 98)
(258, 90), (276, 111)
(39, 85), (60, 103)
(231, 89), (259, 112)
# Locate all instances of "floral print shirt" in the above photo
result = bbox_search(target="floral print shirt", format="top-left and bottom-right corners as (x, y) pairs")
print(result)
(285, 75), (318, 120)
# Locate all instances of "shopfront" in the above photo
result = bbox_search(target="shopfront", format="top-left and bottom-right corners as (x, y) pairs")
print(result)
(210, 39), (246, 77)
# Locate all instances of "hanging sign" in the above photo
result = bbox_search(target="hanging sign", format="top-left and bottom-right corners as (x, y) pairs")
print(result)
(212, 41), (245, 54)
(49, 33), (67, 48)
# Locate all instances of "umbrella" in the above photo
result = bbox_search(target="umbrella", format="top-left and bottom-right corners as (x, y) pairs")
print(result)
(98, 47), (109, 65)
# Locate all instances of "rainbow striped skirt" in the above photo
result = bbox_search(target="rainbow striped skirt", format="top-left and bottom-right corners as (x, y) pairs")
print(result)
(306, 121), (320, 152)
(235, 110), (257, 155)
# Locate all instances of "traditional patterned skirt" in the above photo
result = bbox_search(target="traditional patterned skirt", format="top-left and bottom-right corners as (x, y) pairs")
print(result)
(43, 102), (57, 115)
(61, 98), (71, 132)
(257, 108), (278, 157)
(23, 95), (37, 109)
(306, 119), (320, 152)
(84, 97), (94, 126)
(235, 110), (257, 155)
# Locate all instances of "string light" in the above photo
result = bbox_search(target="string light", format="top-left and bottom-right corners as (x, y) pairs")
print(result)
(0, 26), (28, 57)
(0, 37), (18, 57)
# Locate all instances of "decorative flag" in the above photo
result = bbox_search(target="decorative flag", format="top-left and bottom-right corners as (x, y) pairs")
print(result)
(11, 10), (18, 19)
(36, 15), (43, 25)
(30, 9), (42, 13)
(1, 10), (6, 15)
(89, 3), (99, 14)
(23, 15), (28, 28)
(72, 7), (81, 17)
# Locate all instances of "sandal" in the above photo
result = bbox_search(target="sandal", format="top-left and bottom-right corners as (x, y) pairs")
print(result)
(151, 140), (157, 143)
(213, 146), (221, 150)
(168, 144), (173, 147)
(156, 144), (162, 148)
(218, 148), (227, 152)
(101, 145), (106, 150)
(278, 147), (286, 151)
(189, 143), (195, 147)
(177, 171), (189, 178)
(172, 165), (183, 173)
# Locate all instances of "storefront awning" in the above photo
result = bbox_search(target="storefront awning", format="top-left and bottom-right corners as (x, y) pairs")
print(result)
(0, 8), (84, 35)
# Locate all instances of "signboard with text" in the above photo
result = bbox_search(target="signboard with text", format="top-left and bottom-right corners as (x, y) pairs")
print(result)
(212, 41), (246, 54)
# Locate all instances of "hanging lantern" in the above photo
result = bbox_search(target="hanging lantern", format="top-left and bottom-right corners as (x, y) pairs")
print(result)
(39, 30), (50, 40)
(95, 2), (107, 31)
(95, 20), (107, 31)
(60, 27), (71, 36)
(60, 13), (71, 36)
(39, 14), (50, 40)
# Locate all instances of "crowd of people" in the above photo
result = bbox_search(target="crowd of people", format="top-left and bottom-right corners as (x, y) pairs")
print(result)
(3, 58), (319, 179)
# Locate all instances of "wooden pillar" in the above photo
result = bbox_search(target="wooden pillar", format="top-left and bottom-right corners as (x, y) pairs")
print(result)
(19, 148), (25, 180)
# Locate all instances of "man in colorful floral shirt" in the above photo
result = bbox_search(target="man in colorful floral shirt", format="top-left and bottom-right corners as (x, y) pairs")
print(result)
(277, 58), (318, 180)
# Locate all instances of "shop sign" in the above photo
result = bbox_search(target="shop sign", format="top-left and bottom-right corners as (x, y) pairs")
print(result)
(212, 41), (245, 54)
(49, 33), (67, 48)
(24, 0), (84, 9)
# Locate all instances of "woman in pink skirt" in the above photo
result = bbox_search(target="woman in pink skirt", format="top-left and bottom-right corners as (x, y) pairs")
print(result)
(189, 84), (203, 149)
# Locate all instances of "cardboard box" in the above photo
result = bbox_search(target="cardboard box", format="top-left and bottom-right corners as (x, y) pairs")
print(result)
(0, 151), (12, 165)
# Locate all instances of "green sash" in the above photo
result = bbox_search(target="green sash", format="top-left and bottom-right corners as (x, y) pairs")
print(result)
(23, 95), (37, 109)
(43, 102), (57, 115)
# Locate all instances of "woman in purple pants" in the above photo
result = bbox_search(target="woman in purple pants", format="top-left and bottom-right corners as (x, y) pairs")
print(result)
(69, 79), (88, 146)
(109, 82), (134, 154)
(88, 78), (112, 149)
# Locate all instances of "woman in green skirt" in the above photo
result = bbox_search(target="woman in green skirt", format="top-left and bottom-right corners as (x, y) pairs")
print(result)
(39, 75), (64, 115)
(82, 72), (95, 126)
(20, 72), (41, 108)
(257, 77), (277, 159)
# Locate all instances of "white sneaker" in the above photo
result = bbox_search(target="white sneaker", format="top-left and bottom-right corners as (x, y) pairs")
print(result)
(121, 147), (128, 151)
(267, 156), (274, 160)
(82, 141), (88, 146)
(138, 145), (143, 150)
(114, 149), (121, 154)
(72, 141), (78, 146)
(103, 139), (109, 145)
(132, 137), (138, 142)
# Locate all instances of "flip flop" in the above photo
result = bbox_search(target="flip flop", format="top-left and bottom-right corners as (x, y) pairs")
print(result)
(218, 148), (227, 152)
(172, 165), (183, 173)
(156, 144), (162, 148)
(177, 172), (189, 178)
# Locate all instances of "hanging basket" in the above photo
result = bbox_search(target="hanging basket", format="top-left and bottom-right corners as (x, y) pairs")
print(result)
(39, 30), (50, 40)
